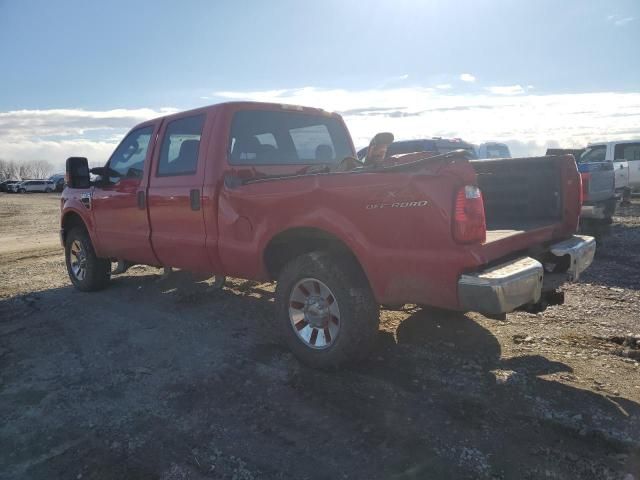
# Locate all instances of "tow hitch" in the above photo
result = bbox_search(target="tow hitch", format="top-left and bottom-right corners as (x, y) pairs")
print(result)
(517, 289), (565, 314)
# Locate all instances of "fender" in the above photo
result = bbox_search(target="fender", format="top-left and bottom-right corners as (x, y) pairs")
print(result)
(60, 197), (99, 252)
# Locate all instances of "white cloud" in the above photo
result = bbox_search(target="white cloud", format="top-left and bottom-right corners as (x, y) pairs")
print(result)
(460, 73), (476, 83)
(0, 107), (176, 171)
(214, 87), (640, 152)
(485, 85), (525, 95)
(2, 89), (640, 167)
(606, 14), (635, 26)
(435, 84), (453, 90)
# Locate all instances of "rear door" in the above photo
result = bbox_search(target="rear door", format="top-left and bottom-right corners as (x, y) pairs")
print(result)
(607, 143), (630, 190)
(147, 111), (213, 271)
(614, 142), (640, 189)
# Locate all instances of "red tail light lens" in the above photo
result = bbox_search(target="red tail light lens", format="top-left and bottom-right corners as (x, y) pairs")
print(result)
(453, 185), (486, 244)
(579, 172), (590, 204)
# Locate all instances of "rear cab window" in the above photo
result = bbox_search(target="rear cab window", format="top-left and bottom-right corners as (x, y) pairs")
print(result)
(614, 143), (640, 161)
(229, 110), (353, 165)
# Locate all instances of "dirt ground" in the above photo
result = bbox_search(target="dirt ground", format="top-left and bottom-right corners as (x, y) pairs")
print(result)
(1, 192), (639, 480)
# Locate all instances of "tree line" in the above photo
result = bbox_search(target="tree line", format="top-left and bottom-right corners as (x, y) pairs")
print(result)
(0, 159), (55, 181)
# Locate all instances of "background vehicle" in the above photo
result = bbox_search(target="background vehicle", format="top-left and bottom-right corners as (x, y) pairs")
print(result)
(475, 142), (512, 159)
(357, 137), (477, 161)
(61, 102), (594, 368)
(0, 180), (20, 192)
(17, 180), (56, 193)
(48, 173), (66, 192)
(547, 148), (616, 236)
(6, 181), (22, 193)
(582, 140), (640, 202)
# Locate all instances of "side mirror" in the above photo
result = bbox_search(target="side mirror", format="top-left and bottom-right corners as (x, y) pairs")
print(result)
(65, 157), (90, 189)
(363, 132), (394, 166)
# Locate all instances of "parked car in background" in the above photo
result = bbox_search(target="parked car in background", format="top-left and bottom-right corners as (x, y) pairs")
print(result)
(582, 140), (640, 203)
(475, 142), (512, 159)
(357, 137), (477, 161)
(61, 101), (594, 367)
(547, 148), (616, 236)
(0, 180), (20, 192)
(48, 173), (66, 192)
(16, 180), (56, 193)
(6, 181), (22, 193)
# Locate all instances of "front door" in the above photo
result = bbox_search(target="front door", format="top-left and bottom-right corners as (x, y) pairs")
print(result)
(91, 123), (159, 265)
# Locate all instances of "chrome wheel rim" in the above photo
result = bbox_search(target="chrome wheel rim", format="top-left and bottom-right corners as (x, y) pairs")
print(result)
(289, 278), (340, 349)
(70, 240), (87, 281)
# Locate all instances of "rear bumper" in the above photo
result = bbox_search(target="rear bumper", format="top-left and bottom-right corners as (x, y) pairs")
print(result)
(458, 235), (595, 314)
(581, 197), (616, 220)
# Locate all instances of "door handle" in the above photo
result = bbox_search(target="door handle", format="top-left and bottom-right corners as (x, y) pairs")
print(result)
(137, 190), (146, 209)
(190, 189), (201, 211)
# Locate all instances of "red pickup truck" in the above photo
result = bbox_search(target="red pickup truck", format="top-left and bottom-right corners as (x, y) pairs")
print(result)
(61, 101), (595, 367)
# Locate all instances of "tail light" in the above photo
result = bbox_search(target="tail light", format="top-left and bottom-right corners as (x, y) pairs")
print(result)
(580, 172), (590, 203)
(453, 185), (486, 244)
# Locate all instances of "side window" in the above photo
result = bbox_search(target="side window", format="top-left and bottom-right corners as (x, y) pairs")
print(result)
(580, 146), (606, 163)
(157, 114), (205, 176)
(108, 126), (154, 180)
(614, 143), (640, 161)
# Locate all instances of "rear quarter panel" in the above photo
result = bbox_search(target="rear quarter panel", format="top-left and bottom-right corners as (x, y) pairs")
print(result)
(218, 160), (481, 309)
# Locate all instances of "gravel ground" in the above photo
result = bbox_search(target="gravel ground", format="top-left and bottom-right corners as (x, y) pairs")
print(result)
(0, 192), (639, 479)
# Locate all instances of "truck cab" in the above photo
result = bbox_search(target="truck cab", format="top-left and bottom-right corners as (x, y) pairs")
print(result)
(583, 140), (640, 201)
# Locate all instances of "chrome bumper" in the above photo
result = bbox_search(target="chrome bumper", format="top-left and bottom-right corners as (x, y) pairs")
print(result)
(458, 235), (595, 314)
(549, 234), (596, 282)
(581, 205), (606, 220)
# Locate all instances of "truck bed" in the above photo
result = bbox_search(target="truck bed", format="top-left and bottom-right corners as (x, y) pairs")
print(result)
(471, 157), (563, 239)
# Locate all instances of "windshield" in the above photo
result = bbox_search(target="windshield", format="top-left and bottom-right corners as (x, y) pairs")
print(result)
(579, 145), (606, 163)
(485, 144), (511, 158)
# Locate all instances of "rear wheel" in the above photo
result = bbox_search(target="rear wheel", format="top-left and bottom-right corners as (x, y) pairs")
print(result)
(65, 227), (111, 291)
(18, 188), (26, 193)
(45, 188), (52, 193)
(275, 251), (379, 368)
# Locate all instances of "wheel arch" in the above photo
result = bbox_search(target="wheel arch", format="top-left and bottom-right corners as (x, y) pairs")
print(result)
(61, 210), (92, 245)
(263, 227), (369, 285)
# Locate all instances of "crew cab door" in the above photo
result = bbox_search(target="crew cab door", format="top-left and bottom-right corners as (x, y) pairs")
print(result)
(91, 123), (160, 265)
(614, 142), (640, 189)
(147, 111), (213, 271)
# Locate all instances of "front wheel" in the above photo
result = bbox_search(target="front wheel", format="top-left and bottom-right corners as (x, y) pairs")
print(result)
(45, 188), (52, 193)
(275, 251), (379, 368)
(18, 188), (26, 193)
(65, 227), (111, 291)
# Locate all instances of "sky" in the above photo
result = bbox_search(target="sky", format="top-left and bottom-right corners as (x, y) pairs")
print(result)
(1, 0), (639, 171)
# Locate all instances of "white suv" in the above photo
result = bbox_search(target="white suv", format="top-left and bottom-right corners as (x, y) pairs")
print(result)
(17, 180), (56, 193)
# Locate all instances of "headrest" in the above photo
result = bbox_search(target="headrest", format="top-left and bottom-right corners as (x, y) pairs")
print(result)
(178, 139), (200, 159)
(315, 144), (334, 162)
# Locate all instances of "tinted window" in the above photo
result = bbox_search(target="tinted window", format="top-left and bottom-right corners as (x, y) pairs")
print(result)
(485, 144), (511, 158)
(229, 110), (352, 165)
(580, 145), (606, 163)
(158, 114), (205, 176)
(109, 126), (154, 179)
(614, 143), (640, 161)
